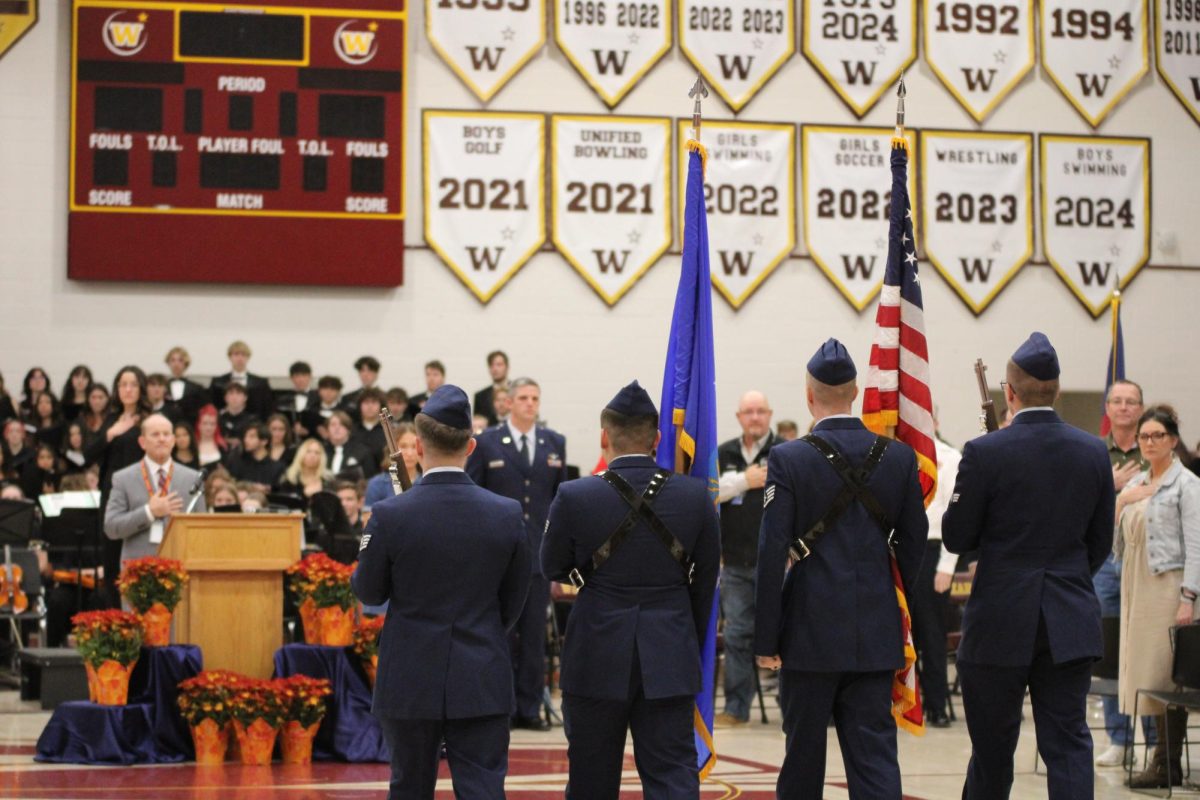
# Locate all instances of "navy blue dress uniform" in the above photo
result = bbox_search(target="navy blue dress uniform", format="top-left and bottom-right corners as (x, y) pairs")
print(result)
(754, 340), (928, 800)
(541, 381), (720, 800)
(352, 386), (532, 800)
(943, 333), (1115, 800)
(466, 410), (568, 727)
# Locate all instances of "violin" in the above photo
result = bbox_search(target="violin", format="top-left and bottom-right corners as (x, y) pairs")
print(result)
(0, 545), (28, 614)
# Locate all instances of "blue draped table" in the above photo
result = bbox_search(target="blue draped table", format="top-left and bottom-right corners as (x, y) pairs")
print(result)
(273, 644), (388, 762)
(35, 645), (202, 765)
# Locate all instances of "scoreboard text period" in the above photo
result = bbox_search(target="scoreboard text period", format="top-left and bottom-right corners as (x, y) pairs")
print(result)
(69, 0), (406, 286)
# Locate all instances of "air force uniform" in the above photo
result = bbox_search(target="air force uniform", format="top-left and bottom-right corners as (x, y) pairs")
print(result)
(467, 411), (568, 725)
(541, 381), (720, 800)
(353, 386), (532, 800)
(943, 333), (1115, 800)
(755, 340), (928, 800)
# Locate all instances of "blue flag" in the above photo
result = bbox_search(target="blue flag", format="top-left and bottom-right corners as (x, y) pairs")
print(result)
(657, 141), (719, 779)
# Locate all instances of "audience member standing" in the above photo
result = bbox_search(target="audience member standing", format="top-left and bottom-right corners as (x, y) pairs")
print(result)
(210, 340), (272, 420)
(714, 390), (776, 728)
(280, 439), (333, 498)
(352, 388), (389, 464)
(353, 386), (531, 800)
(218, 383), (258, 446)
(19, 367), (50, 424)
(908, 430), (961, 728)
(0, 372), (16, 422)
(474, 350), (510, 427)
(1094, 378), (1149, 766)
(84, 366), (152, 606)
(542, 381), (720, 800)
(467, 377), (567, 730)
(405, 360), (446, 420)
(59, 366), (94, 422)
(266, 413), (297, 466)
(343, 356), (382, 418)
(364, 421), (420, 510)
(164, 346), (207, 422)
(172, 422), (199, 470)
(227, 422), (284, 490)
(145, 374), (182, 425)
(194, 405), (228, 468)
(1118, 406), (1200, 789)
(81, 384), (110, 441)
(755, 340), (927, 800)
(944, 333), (1114, 800)
(325, 410), (376, 480)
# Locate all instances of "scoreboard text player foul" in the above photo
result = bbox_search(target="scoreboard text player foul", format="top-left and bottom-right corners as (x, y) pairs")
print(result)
(69, 0), (406, 286)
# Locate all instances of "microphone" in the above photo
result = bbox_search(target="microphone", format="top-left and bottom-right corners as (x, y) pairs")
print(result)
(183, 474), (205, 513)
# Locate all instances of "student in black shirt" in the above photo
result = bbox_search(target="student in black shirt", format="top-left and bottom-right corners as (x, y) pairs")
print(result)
(59, 365), (94, 422)
(218, 383), (258, 447)
(19, 367), (50, 424)
(227, 422), (285, 490)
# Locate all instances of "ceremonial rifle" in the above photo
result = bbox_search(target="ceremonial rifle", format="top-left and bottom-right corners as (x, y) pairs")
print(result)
(974, 359), (999, 433)
(379, 407), (413, 495)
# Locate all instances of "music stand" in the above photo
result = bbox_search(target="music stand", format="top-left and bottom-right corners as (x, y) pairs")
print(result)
(0, 499), (36, 547)
(40, 509), (101, 611)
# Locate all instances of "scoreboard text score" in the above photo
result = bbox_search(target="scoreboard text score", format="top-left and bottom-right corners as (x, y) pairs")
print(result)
(69, 0), (407, 286)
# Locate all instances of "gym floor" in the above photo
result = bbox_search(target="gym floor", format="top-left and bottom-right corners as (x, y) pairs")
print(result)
(0, 691), (1167, 798)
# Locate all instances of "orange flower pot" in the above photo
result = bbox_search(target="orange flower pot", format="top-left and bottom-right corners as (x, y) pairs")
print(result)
(299, 597), (320, 643)
(316, 605), (354, 646)
(190, 718), (229, 765)
(232, 718), (278, 766)
(364, 655), (378, 689)
(84, 659), (136, 705)
(279, 720), (321, 765)
(141, 602), (172, 647)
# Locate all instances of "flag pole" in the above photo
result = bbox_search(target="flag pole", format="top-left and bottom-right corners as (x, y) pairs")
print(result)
(677, 74), (708, 476)
(1110, 272), (1122, 384)
(881, 73), (907, 440)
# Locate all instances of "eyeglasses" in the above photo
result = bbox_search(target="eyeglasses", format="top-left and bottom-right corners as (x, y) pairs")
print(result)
(1138, 431), (1171, 444)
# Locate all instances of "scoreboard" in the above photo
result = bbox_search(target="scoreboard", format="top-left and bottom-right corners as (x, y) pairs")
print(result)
(68, 0), (406, 286)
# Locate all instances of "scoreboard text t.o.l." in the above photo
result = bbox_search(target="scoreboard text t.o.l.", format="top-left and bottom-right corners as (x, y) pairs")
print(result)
(69, 0), (406, 286)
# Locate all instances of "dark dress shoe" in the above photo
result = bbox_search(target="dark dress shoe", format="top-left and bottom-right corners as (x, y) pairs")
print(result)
(512, 716), (551, 731)
(925, 710), (951, 728)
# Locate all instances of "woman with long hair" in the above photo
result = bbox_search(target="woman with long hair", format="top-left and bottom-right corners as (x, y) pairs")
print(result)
(363, 421), (422, 509)
(194, 404), (228, 467)
(32, 391), (64, 451)
(173, 421), (200, 470)
(60, 365), (94, 422)
(266, 413), (296, 465)
(81, 384), (110, 440)
(279, 438), (332, 498)
(84, 366), (152, 607)
(61, 421), (88, 474)
(19, 367), (50, 423)
(1119, 406), (1200, 788)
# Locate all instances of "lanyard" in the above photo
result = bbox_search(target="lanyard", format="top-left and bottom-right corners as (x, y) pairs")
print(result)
(141, 461), (174, 497)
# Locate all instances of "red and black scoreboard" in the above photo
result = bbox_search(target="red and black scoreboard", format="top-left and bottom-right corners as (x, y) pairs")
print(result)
(69, 0), (406, 286)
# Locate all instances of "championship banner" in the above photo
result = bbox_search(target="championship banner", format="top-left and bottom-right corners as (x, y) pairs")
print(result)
(1041, 0), (1148, 127)
(426, 0), (545, 102)
(923, 0), (1034, 122)
(551, 116), (671, 305)
(803, 0), (917, 118)
(678, 0), (795, 111)
(677, 120), (795, 308)
(802, 125), (917, 311)
(0, 0), (36, 59)
(554, 0), (671, 106)
(424, 111), (546, 303)
(920, 130), (1033, 315)
(1156, 0), (1200, 124)
(1040, 134), (1150, 317)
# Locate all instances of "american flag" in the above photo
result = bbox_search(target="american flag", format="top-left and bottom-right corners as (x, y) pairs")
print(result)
(861, 137), (936, 737)
(862, 139), (938, 505)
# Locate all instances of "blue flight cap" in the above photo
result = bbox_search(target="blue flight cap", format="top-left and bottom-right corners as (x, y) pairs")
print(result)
(606, 380), (658, 419)
(419, 385), (473, 430)
(1012, 332), (1060, 380)
(807, 338), (857, 385)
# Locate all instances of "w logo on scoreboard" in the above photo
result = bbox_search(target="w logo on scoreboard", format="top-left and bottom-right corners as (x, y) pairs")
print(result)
(335, 20), (378, 65)
(102, 11), (147, 57)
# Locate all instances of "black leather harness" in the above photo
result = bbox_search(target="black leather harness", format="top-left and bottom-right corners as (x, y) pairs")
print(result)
(568, 469), (695, 589)
(789, 433), (894, 561)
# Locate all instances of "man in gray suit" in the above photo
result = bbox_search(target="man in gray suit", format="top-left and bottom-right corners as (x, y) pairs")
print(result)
(105, 414), (206, 566)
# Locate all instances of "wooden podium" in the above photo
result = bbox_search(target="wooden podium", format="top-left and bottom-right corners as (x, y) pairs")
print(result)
(158, 513), (302, 679)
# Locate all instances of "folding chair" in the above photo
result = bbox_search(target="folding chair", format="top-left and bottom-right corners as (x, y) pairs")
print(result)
(1131, 623), (1200, 797)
